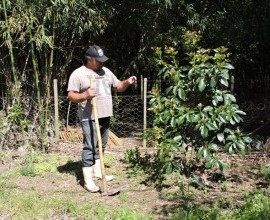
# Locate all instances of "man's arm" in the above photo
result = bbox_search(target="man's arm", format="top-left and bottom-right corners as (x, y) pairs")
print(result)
(115, 76), (137, 92)
(68, 88), (96, 103)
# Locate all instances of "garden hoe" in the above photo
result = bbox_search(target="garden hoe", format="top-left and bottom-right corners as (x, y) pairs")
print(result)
(90, 77), (121, 196)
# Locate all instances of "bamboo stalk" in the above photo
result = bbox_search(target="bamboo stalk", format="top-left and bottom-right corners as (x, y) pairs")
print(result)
(2, 0), (20, 106)
(30, 30), (46, 150)
(44, 15), (55, 139)
(2, 0), (18, 84)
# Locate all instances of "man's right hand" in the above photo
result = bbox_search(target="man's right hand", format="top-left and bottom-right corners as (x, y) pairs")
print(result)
(85, 87), (96, 100)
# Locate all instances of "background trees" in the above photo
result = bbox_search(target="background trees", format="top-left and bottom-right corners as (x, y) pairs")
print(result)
(0, 0), (269, 146)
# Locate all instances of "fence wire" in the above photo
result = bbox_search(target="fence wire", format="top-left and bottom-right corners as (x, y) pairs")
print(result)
(58, 95), (153, 138)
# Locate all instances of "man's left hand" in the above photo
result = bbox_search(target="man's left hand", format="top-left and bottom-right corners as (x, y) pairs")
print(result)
(128, 76), (137, 85)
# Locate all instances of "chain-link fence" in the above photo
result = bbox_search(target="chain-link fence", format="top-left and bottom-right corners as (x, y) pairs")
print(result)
(58, 95), (151, 138)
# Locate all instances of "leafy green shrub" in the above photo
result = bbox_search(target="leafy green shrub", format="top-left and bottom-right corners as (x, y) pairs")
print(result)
(149, 31), (252, 176)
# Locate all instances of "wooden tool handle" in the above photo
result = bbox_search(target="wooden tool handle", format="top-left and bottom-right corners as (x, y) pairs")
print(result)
(90, 78), (108, 194)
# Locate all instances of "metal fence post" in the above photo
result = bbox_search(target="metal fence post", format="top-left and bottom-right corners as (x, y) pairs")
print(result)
(53, 79), (59, 138)
(143, 77), (147, 148)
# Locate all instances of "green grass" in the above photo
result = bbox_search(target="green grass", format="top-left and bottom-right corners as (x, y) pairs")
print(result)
(0, 182), (154, 220)
(0, 151), (155, 219)
(227, 190), (270, 220)
(168, 190), (270, 220)
(118, 192), (129, 202)
(19, 151), (63, 177)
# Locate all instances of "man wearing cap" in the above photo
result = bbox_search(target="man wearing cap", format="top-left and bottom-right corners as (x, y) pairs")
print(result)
(67, 45), (137, 192)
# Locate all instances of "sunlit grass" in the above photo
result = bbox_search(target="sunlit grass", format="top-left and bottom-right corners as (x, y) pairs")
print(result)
(168, 190), (270, 220)
(0, 183), (154, 220)
(0, 168), (154, 220)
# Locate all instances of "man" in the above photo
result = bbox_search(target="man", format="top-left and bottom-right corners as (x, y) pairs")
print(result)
(67, 45), (137, 192)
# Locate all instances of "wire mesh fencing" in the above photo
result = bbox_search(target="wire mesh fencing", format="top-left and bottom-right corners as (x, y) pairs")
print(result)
(57, 95), (152, 141)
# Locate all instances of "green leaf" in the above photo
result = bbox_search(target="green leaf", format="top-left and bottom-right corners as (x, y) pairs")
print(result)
(173, 135), (182, 142)
(192, 114), (200, 123)
(165, 86), (173, 94)
(224, 63), (235, 70)
(200, 125), (208, 138)
(188, 68), (194, 79)
(197, 147), (204, 159)
(230, 118), (236, 125)
(209, 143), (218, 151)
(195, 123), (200, 130)
(178, 88), (186, 100)
(203, 148), (211, 161)
(165, 163), (172, 174)
(229, 145), (234, 154)
(216, 160), (224, 172)
(205, 161), (212, 168)
(170, 117), (175, 127)
(216, 95), (223, 102)
(172, 86), (177, 95)
(220, 78), (229, 87)
(243, 136), (252, 143)
(186, 113), (193, 122)
(233, 114), (241, 123)
(235, 110), (246, 115)
(217, 133), (224, 142)
(198, 78), (206, 92)
(176, 116), (185, 125)
(219, 115), (227, 123)
(237, 141), (245, 150)
(212, 121), (219, 129)
(220, 70), (230, 79)
(203, 106), (213, 112)
(210, 77), (217, 88)
(227, 134), (236, 141)
(224, 94), (236, 103)
(206, 122), (217, 131)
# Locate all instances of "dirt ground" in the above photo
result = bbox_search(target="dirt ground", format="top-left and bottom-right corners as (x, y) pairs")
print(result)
(1, 135), (270, 219)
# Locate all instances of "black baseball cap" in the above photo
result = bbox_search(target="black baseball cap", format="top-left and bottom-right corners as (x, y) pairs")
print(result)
(85, 45), (109, 63)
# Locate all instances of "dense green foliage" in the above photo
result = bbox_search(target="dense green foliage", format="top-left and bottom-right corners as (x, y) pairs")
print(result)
(149, 31), (252, 175)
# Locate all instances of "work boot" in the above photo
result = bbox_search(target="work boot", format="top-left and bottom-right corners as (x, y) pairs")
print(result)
(82, 167), (100, 192)
(93, 159), (114, 182)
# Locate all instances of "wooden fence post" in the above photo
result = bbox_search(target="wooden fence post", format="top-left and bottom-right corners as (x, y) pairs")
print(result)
(53, 79), (59, 138)
(143, 78), (147, 148)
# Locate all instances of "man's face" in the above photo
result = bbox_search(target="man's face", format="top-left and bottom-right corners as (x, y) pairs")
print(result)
(95, 59), (104, 71)
(89, 58), (103, 71)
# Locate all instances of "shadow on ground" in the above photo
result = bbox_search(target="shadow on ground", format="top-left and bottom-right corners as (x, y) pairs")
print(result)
(57, 161), (84, 187)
